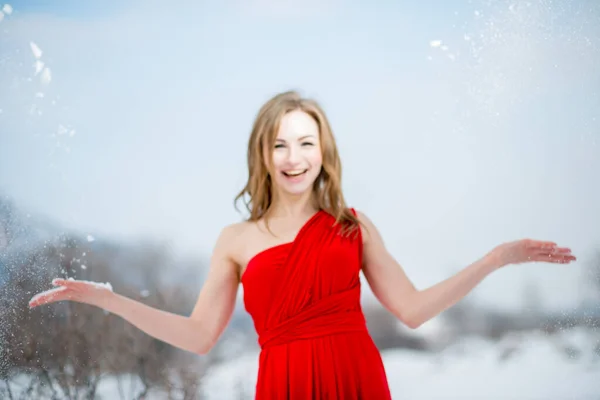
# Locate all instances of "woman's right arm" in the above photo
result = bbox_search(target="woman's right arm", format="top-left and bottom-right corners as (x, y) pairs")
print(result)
(29, 224), (242, 356)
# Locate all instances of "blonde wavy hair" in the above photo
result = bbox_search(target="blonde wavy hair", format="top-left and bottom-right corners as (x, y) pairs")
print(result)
(234, 90), (359, 233)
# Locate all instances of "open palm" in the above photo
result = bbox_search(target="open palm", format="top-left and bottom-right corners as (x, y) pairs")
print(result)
(29, 278), (113, 309)
(491, 239), (575, 267)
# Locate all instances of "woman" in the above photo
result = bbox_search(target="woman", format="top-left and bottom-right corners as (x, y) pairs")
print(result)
(29, 90), (576, 399)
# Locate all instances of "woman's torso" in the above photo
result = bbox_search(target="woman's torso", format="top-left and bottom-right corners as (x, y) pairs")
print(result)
(230, 209), (392, 399)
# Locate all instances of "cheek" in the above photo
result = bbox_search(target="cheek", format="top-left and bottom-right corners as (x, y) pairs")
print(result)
(308, 150), (323, 168)
(271, 152), (287, 169)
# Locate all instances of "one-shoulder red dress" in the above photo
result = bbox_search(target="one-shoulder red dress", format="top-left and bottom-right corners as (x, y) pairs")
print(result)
(241, 209), (392, 399)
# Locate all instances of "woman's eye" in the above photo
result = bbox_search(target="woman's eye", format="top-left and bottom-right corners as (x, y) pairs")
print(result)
(302, 142), (314, 147)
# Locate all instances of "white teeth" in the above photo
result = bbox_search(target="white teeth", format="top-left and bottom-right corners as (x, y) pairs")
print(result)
(284, 170), (306, 177)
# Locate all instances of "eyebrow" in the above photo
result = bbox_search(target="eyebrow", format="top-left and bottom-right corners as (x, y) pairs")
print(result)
(276, 135), (317, 142)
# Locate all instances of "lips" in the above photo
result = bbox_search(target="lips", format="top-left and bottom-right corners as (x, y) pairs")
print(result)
(282, 169), (307, 177)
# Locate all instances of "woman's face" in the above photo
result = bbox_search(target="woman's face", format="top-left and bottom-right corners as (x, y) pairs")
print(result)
(266, 110), (323, 198)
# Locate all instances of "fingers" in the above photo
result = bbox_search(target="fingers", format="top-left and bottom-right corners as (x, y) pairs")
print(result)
(535, 246), (572, 256)
(531, 253), (577, 264)
(52, 278), (74, 287)
(525, 239), (558, 250)
(29, 278), (81, 308)
(524, 240), (575, 262)
(28, 286), (70, 308)
(29, 278), (109, 309)
(52, 278), (85, 293)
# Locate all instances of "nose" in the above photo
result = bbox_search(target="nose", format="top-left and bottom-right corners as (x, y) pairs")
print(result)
(285, 143), (302, 165)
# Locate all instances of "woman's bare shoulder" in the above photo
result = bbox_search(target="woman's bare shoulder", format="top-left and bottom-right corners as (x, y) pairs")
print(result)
(352, 209), (377, 245)
(215, 220), (259, 262)
(217, 220), (250, 244)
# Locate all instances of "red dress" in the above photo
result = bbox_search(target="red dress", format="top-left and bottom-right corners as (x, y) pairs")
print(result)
(241, 209), (392, 399)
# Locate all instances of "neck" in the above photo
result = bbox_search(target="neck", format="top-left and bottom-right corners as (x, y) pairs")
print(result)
(270, 189), (318, 219)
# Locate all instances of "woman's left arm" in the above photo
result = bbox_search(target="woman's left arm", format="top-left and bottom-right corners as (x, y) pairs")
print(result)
(356, 211), (575, 329)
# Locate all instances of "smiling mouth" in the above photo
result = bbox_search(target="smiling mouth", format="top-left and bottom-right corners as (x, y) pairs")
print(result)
(282, 169), (308, 177)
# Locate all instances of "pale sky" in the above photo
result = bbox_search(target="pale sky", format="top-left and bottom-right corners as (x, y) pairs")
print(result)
(1, 0), (599, 312)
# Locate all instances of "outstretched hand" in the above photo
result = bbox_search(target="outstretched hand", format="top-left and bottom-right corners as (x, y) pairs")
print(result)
(490, 239), (575, 268)
(29, 278), (114, 309)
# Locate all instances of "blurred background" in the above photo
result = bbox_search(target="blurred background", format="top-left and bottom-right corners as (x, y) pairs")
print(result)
(1, 0), (599, 398)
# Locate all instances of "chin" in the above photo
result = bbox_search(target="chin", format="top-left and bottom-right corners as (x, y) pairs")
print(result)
(281, 186), (314, 197)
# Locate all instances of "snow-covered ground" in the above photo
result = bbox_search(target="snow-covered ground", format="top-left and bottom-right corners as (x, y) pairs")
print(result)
(199, 327), (600, 400)
(6, 328), (598, 399)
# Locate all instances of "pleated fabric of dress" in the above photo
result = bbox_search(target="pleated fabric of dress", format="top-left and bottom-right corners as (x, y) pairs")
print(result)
(241, 209), (392, 399)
